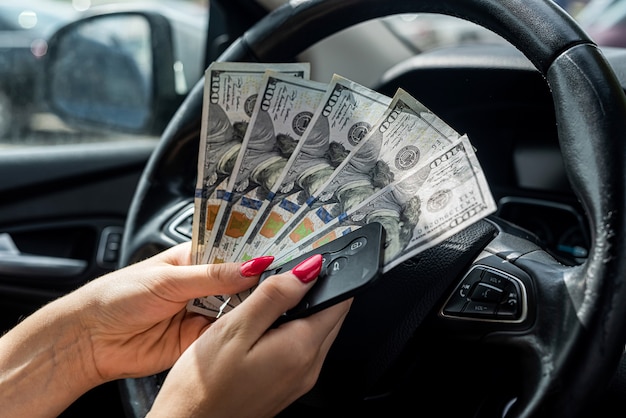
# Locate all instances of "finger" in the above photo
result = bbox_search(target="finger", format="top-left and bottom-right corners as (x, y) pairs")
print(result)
(154, 241), (194, 265)
(227, 254), (324, 338)
(299, 300), (352, 391)
(276, 298), (351, 352)
(148, 254), (275, 304)
(150, 264), (255, 303)
(246, 298), (352, 399)
(309, 298), (352, 357)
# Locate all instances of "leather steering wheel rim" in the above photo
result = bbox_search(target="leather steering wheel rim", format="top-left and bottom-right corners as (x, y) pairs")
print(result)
(119, 1), (626, 417)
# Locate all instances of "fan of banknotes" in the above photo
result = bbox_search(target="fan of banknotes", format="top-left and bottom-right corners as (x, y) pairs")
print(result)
(186, 61), (497, 318)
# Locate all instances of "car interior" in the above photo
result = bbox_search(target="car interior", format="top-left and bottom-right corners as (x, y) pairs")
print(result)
(2, 0), (626, 417)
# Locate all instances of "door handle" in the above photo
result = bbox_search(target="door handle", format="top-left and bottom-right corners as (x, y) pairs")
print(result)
(0, 233), (87, 278)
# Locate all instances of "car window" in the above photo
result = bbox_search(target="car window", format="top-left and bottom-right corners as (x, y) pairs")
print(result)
(260, 0), (592, 54)
(381, 1), (596, 54)
(0, 0), (208, 148)
(2, 0), (608, 149)
(262, 0), (595, 88)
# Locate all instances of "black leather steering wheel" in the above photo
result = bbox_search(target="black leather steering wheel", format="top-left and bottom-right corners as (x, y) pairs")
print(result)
(119, 0), (626, 417)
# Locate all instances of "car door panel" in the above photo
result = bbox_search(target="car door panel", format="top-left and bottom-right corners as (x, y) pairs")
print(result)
(0, 140), (155, 331)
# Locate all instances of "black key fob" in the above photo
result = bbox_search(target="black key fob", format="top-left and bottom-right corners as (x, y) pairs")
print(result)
(259, 222), (385, 326)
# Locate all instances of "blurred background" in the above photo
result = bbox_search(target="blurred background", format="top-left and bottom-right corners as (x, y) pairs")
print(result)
(2, 0), (617, 148)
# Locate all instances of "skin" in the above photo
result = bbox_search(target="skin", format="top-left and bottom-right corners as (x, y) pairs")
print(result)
(0, 242), (351, 418)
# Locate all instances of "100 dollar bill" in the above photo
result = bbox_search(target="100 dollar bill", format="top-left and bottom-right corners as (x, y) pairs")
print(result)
(191, 62), (310, 265)
(234, 74), (393, 262)
(270, 135), (496, 273)
(204, 71), (328, 265)
(264, 88), (461, 257)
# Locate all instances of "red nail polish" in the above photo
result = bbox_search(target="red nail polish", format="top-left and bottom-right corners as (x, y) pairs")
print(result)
(291, 254), (323, 283)
(240, 256), (275, 277)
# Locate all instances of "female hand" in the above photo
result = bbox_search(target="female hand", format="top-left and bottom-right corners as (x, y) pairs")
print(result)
(0, 241), (274, 417)
(0, 242), (349, 418)
(148, 254), (352, 418)
(74, 241), (269, 382)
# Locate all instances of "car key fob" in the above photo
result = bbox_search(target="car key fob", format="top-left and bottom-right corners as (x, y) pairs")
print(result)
(259, 221), (386, 326)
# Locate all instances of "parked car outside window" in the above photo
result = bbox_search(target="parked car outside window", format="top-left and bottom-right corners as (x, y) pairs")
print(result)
(0, 0), (207, 147)
(0, 0), (77, 139)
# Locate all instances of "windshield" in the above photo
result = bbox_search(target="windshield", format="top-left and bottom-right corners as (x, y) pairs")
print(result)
(381, 1), (616, 54)
(0, 0), (615, 150)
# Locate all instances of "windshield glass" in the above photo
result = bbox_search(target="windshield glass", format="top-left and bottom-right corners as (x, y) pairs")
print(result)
(1, 0), (617, 149)
(382, 1), (616, 53)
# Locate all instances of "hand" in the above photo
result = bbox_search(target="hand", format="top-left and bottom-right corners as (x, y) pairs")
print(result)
(148, 254), (352, 418)
(73, 242), (261, 382)
(0, 242), (271, 417)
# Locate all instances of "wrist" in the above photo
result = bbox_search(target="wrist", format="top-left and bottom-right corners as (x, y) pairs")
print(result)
(0, 293), (103, 416)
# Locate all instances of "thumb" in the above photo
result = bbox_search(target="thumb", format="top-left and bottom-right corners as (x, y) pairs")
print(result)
(152, 244), (275, 302)
(227, 254), (323, 337)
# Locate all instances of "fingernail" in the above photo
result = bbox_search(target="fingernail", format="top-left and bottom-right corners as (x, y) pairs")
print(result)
(291, 254), (323, 283)
(240, 256), (275, 277)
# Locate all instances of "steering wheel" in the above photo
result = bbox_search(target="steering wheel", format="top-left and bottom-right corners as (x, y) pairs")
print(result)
(118, 0), (626, 417)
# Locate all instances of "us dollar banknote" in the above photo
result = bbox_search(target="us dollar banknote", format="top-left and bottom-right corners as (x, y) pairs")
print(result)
(203, 71), (329, 265)
(191, 62), (310, 265)
(269, 135), (497, 273)
(233, 74), (393, 262)
(263, 88), (461, 257)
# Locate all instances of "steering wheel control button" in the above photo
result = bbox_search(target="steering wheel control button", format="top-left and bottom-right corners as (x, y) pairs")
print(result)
(470, 282), (503, 303)
(443, 268), (484, 315)
(461, 268), (484, 294)
(442, 296), (467, 315)
(441, 265), (527, 322)
(497, 296), (519, 318)
(464, 301), (496, 316)
(482, 270), (506, 287)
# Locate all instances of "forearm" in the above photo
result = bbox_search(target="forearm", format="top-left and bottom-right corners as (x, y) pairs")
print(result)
(0, 294), (101, 417)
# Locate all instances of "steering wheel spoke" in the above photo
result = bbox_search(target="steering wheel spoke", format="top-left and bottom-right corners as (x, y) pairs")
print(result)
(123, 199), (193, 263)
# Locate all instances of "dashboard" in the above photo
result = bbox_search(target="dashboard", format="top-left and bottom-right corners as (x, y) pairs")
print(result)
(371, 44), (626, 266)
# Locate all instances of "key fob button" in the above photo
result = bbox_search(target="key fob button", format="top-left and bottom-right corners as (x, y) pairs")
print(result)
(327, 257), (348, 275)
(344, 237), (368, 256)
(320, 252), (333, 268)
